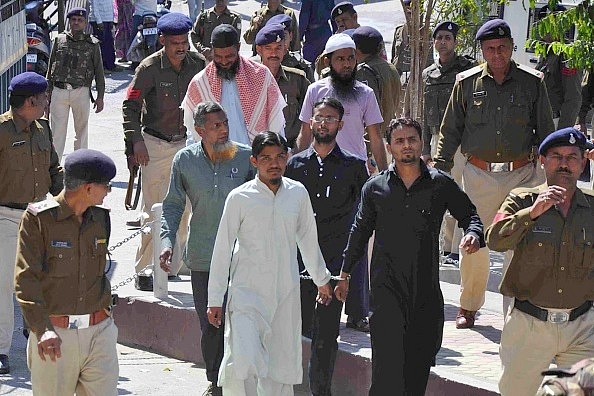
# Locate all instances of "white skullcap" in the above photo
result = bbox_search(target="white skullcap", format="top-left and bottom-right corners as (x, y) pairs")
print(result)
(324, 33), (356, 54)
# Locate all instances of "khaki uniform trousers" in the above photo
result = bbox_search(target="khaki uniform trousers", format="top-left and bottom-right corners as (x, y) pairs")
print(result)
(459, 162), (542, 311)
(499, 306), (594, 396)
(430, 135), (464, 254)
(50, 87), (91, 160)
(28, 317), (118, 396)
(223, 375), (294, 396)
(134, 133), (189, 274)
(0, 206), (22, 355)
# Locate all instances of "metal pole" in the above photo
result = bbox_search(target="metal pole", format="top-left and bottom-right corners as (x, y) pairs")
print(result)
(151, 203), (168, 299)
(57, 0), (65, 32)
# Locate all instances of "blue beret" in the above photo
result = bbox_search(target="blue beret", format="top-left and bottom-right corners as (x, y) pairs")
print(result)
(332, 2), (355, 19)
(211, 24), (239, 48)
(67, 7), (87, 18)
(475, 19), (511, 41)
(433, 21), (459, 38)
(157, 12), (192, 36)
(65, 149), (116, 184)
(352, 26), (383, 53)
(255, 23), (285, 46)
(539, 128), (594, 155)
(267, 14), (292, 30)
(8, 72), (48, 96)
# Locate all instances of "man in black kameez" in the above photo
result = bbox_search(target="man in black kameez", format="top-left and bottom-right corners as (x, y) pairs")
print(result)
(335, 117), (484, 395)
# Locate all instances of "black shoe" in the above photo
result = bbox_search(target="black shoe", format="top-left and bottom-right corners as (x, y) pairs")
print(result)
(0, 354), (9, 374)
(202, 382), (223, 396)
(443, 253), (460, 266)
(135, 274), (153, 291)
(346, 317), (370, 332)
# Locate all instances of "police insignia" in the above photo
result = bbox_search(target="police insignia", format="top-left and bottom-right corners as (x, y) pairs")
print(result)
(448, 23), (452, 30)
(276, 35), (281, 42)
(570, 133), (576, 144)
(498, 27), (504, 35)
(338, 8), (343, 14)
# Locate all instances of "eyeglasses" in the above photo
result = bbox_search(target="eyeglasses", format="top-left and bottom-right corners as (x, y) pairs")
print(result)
(312, 116), (340, 124)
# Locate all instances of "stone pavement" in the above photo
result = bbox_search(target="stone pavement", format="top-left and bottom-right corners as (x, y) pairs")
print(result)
(1, 0), (511, 394)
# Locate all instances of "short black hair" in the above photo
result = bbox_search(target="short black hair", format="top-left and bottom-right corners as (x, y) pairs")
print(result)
(385, 117), (423, 144)
(312, 97), (345, 120)
(9, 94), (28, 109)
(251, 131), (288, 157)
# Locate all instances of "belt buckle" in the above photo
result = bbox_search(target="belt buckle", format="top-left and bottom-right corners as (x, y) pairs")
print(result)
(548, 311), (569, 323)
(68, 314), (91, 329)
(489, 162), (510, 172)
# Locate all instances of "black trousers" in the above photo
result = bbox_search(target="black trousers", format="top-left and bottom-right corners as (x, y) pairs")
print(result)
(191, 271), (225, 384)
(368, 282), (443, 396)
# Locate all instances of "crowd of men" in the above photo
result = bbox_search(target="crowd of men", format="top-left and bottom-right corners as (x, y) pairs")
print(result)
(3, 0), (594, 395)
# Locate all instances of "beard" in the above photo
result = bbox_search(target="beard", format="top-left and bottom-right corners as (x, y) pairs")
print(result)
(329, 66), (357, 102)
(313, 128), (338, 144)
(210, 141), (238, 162)
(215, 58), (240, 80)
(269, 177), (282, 186)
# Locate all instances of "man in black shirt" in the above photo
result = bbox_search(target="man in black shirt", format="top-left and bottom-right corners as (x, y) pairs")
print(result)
(335, 117), (484, 395)
(285, 97), (368, 396)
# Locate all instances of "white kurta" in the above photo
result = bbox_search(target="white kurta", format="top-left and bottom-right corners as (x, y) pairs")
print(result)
(208, 176), (331, 387)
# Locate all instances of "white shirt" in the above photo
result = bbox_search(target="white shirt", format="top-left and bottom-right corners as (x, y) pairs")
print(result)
(209, 176), (331, 385)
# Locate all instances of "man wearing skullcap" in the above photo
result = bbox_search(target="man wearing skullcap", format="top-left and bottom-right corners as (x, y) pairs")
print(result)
(299, 0), (334, 63)
(0, 72), (63, 375)
(255, 23), (310, 147)
(434, 18), (555, 329)
(123, 12), (205, 290)
(243, 0), (300, 54)
(182, 24), (286, 146)
(487, 127), (594, 396)
(46, 6), (105, 160)
(15, 148), (116, 395)
(421, 21), (477, 267)
(190, 0), (242, 62)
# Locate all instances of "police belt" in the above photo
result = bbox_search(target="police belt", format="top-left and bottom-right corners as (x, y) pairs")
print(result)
(514, 299), (592, 323)
(0, 202), (27, 210)
(54, 82), (83, 90)
(49, 308), (110, 329)
(467, 156), (532, 172)
(143, 129), (187, 143)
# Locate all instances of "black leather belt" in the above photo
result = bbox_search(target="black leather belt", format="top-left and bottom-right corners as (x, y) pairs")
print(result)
(0, 202), (27, 210)
(514, 299), (592, 323)
(144, 129), (186, 143)
(54, 82), (82, 90)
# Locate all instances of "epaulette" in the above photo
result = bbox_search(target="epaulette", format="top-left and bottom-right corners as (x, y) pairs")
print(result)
(516, 63), (544, 80)
(27, 199), (59, 216)
(93, 204), (111, 212)
(580, 187), (594, 197)
(88, 34), (100, 45)
(282, 65), (306, 78)
(456, 64), (483, 81)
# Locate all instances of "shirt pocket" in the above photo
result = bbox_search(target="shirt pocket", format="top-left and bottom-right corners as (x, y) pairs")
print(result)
(522, 231), (556, 269)
(467, 99), (486, 126)
(507, 93), (531, 127)
(570, 226), (594, 279)
(47, 246), (75, 277)
(156, 82), (180, 112)
(36, 134), (51, 167)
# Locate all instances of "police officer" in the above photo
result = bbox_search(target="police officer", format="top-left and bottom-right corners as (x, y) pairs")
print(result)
(421, 21), (476, 264)
(190, 0), (241, 62)
(298, 0), (335, 63)
(0, 72), (62, 375)
(243, 0), (300, 54)
(15, 149), (117, 395)
(535, 4), (583, 129)
(122, 12), (206, 290)
(434, 18), (555, 329)
(331, 2), (359, 33)
(486, 127), (594, 396)
(47, 7), (105, 160)
(255, 23), (310, 148)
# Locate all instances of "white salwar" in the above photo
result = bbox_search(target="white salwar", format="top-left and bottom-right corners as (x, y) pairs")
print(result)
(208, 177), (331, 395)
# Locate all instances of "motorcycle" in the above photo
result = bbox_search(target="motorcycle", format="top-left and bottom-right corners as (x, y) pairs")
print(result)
(126, 0), (171, 67)
(25, 0), (53, 76)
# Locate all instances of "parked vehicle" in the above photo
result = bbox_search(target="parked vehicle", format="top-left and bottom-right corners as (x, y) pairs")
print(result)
(127, 0), (171, 66)
(25, 0), (52, 75)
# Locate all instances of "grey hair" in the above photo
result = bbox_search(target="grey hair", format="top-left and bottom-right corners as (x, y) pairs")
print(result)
(193, 101), (225, 127)
(64, 174), (89, 191)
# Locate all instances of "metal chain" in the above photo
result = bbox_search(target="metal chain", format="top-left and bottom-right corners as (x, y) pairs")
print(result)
(106, 222), (154, 291)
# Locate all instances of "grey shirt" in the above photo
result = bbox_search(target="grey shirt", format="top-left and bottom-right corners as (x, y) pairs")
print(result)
(160, 142), (253, 271)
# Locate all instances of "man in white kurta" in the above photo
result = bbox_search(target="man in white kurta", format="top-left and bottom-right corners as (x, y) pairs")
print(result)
(207, 132), (333, 395)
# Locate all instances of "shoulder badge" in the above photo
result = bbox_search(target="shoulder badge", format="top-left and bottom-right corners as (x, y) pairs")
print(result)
(456, 64), (483, 81)
(88, 34), (100, 44)
(93, 204), (112, 212)
(282, 65), (306, 78)
(580, 187), (594, 197)
(27, 199), (59, 216)
(516, 63), (544, 80)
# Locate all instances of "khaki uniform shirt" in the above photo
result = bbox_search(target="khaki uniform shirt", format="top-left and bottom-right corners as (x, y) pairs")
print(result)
(190, 7), (242, 54)
(357, 54), (401, 133)
(422, 54), (476, 155)
(122, 49), (206, 145)
(252, 52), (315, 83)
(276, 66), (310, 144)
(14, 192), (112, 338)
(243, 4), (300, 52)
(486, 185), (594, 308)
(434, 61), (555, 173)
(0, 111), (63, 204)
(47, 32), (105, 100)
